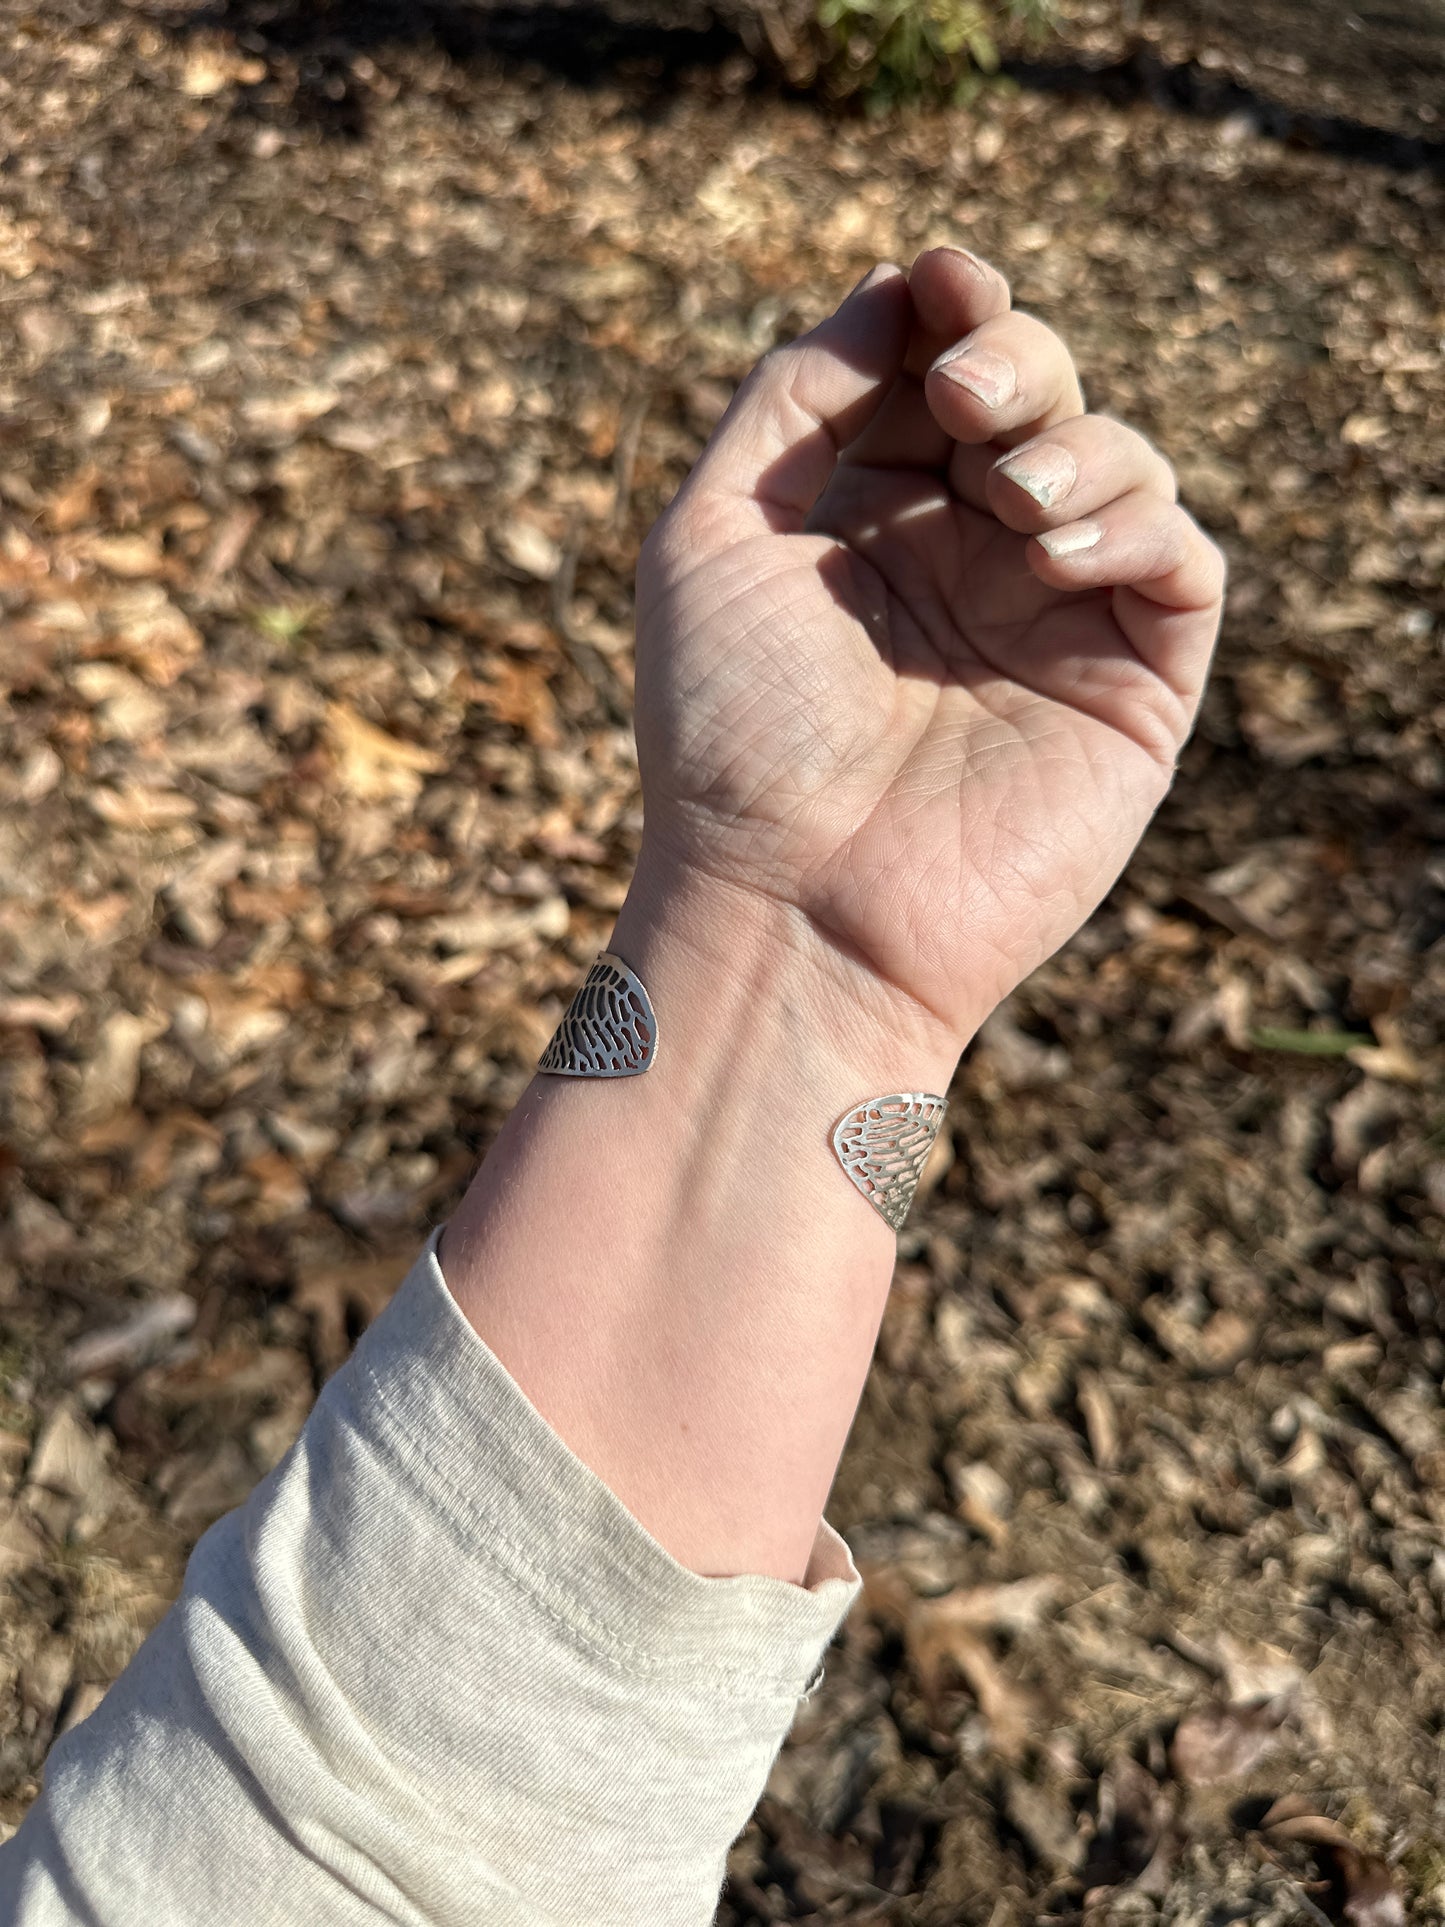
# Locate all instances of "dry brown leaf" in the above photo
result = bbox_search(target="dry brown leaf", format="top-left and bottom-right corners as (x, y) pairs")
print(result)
(241, 387), (341, 439)
(1083, 1754), (1181, 1901)
(1214, 1633), (1304, 1706)
(79, 533), (166, 579)
(0, 1500), (48, 1580)
(243, 1149), (310, 1221)
(925, 1624), (1035, 1759)
(150, 1344), (309, 1413)
(1259, 1800), (1407, 1927)
(1346, 1018), (1426, 1085)
(1169, 1698), (1291, 1786)
(974, 1006), (1070, 1091)
(181, 49), (233, 97)
(467, 659), (562, 748)
(0, 993), (82, 1035)
(1194, 1308), (1256, 1371)
(72, 661), (169, 741)
(1330, 1079), (1404, 1173)
(324, 702), (446, 801)
(195, 502), (260, 588)
(22, 1399), (119, 1542)
(56, 889), (130, 941)
(1004, 1777), (1085, 1875)
(44, 464), (101, 532)
(92, 585), (203, 684)
(132, 1111), (223, 1193)
(71, 1009), (168, 1127)
(494, 519), (563, 581)
(293, 1254), (413, 1378)
(159, 1439), (257, 1533)
(861, 1568), (1057, 1758)
(946, 1457), (1011, 1545)
(63, 1295), (197, 1381)
(185, 982), (290, 1065)
(88, 784), (197, 829)
(422, 896), (570, 953)
(6, 1188), (78, 1266)
(1076, 1368), (1120, 1470)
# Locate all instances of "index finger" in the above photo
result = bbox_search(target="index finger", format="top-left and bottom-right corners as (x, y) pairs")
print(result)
(834, 246), (1014, 474)
(905, 246), (1013, 371)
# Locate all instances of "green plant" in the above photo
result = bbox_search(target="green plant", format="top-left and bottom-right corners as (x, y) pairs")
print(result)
(250, 600), (323, 646)
(711, 0), (1062, 104)
(818, 0), (1058, 106)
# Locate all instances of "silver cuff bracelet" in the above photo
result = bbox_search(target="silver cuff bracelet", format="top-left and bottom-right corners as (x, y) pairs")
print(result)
(538, 951), (658, 1077)
(832, 1093), (948, 1231)
(538, 956), (942, 1231)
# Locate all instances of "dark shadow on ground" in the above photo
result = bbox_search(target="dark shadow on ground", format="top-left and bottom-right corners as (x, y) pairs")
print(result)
(166, 0), (1445, 173)
(1004, 46), (1445, 176)
(168, 0), (750, 140)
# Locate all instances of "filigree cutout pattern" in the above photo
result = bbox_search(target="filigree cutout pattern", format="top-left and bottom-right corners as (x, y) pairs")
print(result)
(832, 1093), (947, 1231)
(538, 952), (657, 1078)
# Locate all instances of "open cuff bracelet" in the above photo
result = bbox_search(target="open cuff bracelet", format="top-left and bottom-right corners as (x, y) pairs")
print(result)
(538, 953), (946, 1231)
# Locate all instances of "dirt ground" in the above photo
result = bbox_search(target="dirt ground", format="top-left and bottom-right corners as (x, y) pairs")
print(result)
(1040, 0), (1445, 143)
(1, 2), (1443, 1920)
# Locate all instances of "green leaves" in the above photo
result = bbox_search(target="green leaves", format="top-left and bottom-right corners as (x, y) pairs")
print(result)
(815, 0), (1059, 108)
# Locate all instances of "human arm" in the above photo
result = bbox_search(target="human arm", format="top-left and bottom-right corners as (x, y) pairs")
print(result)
(441, 245), (1225, 1585)
(0, 248), (1224, 1925)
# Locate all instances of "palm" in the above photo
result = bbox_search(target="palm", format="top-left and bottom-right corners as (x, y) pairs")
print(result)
(634, 255), (1222, 1041)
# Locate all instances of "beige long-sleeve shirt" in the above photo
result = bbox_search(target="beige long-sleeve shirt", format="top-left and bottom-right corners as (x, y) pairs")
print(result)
(0, 1231), (860, 1924)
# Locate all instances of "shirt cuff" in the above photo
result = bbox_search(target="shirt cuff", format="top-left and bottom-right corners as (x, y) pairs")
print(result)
(353, 1225), (861, 1699)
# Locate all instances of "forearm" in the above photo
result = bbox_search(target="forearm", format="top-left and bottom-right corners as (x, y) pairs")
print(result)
(1, 1225), (860, 1927)
(441, 852), (967, 1585)
(0, 861), (962, 1924)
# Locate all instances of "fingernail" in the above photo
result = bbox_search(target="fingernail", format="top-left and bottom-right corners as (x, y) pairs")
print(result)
(849, 263), (901, 298)
(1039, 522), (1103, 559)
(934, 344), (1016, 409)
(995, 443), (1077, 509)
(936, 245), (995, 280)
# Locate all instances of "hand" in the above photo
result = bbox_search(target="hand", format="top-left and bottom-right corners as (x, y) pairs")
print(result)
(631, 248), (1225, 1053)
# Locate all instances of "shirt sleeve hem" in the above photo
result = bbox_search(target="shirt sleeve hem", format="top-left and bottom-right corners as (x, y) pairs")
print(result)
(338, 1228), (861, 1701)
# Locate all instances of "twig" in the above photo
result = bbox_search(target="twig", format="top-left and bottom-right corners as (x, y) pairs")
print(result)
(549, 511), (629, 723)
(611, 390), (649, 533)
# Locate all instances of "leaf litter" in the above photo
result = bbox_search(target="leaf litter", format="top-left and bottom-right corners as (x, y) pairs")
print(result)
(0, 1), (1442, 1918)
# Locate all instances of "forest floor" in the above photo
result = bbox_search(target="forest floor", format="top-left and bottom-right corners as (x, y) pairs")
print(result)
(0, 2), (1443, 1920)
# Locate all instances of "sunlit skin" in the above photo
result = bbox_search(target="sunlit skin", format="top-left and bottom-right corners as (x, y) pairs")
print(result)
(632, 247), (1225, 1051)
(443, 249), (1226, 1584)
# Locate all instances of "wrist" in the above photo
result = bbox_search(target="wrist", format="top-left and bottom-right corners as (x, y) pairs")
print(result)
(442, 844), (971, 1582)
(610, 847), (968, 1113)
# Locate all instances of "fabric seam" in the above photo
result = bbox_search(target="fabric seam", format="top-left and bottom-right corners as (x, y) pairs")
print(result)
(353, 1351), (841, 1700)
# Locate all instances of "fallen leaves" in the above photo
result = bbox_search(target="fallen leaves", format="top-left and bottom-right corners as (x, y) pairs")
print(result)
(323, 702), (446, 802)
(0, 994), (82, 1035)
(63, 1296), (197, 1382)
(241, 387), (342, 444)
(87, 784), (197, 830)
(1083, 1753), (1183, 1904)
(861, 1568), (1061, 1761)
(464, 659), (562, 749)
(180, 42), (266, 98)
(84, 583), (203, 685)
(22, 1400), (119, 1543)
(494, 518), (563, 582)
(0, 0), (1441, 1905)
(69, 1010), (168, 1129)
(1169, 1698), (1292, 1787)
(1256, 1797), (1407, 1927)
(292, 1255), (413, 1379)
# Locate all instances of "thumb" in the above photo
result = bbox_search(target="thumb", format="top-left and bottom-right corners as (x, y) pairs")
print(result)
(673, 264), (911, 533)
